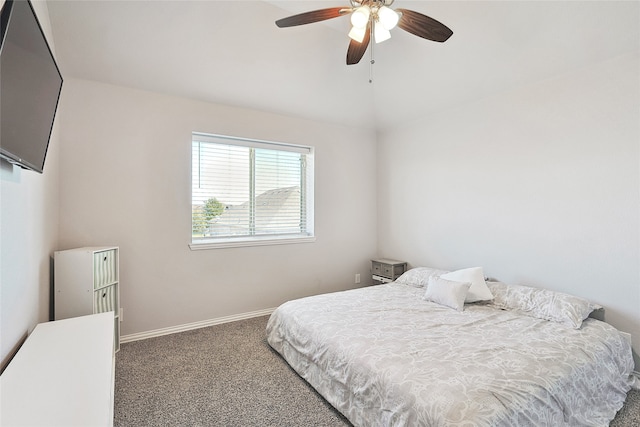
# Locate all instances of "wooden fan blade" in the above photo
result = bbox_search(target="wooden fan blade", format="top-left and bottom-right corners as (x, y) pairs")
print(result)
(346, 24), (371, 65)
(396, 9), (453, 42)
(276, 7), (350, 28)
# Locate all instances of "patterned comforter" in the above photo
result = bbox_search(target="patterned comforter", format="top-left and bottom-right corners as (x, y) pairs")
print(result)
(266, 283), (634, 426)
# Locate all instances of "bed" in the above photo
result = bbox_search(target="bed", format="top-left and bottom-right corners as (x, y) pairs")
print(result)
(266, 267), (635, 426)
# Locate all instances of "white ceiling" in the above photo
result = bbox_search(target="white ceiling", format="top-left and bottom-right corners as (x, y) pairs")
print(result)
(46, 0), (640, 132)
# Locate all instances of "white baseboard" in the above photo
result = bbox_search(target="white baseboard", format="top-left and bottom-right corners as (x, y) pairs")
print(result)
(120, 307), (276, 344)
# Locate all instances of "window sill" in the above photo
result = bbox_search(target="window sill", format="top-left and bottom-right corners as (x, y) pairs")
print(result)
(189, 235), (316, 250)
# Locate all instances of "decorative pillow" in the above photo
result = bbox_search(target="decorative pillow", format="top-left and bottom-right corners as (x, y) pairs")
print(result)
(487, 281), (601, 329)
(395, 267), (449, 287)
(423, 277), (471, 311)
(440, 267), (493, 303)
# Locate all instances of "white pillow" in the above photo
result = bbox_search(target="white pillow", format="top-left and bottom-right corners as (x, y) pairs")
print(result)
(440, 267), (493, 303)
(423, 276), (471, 311)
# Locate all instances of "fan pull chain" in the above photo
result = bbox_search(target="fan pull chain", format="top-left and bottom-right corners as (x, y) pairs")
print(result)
(369, 41), (375, 83)
(369, 59), (374, 83)
(369, 21), (375, 83)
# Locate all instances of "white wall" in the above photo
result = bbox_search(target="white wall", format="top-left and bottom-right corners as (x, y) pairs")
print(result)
(377, 52), (640, 367)
(57, 78), (377, 336)
(0, 0), (61, 367)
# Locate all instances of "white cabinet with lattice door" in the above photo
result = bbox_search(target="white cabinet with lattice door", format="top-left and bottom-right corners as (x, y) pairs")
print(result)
(54, 246), (120, 351)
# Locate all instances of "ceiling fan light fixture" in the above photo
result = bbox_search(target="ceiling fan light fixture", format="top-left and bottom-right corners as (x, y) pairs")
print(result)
(274, 2), (453, 69)
(377, 6), (399, 30)
(374, 23), (391, 43)
(350, 5), (370, 28)
(348, 26), (367, 43)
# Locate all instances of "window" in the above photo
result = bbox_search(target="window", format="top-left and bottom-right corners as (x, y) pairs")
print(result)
(190, 133), (314, 249)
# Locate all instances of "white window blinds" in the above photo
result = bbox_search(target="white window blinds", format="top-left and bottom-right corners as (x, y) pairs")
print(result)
(191, 133), (314, 248)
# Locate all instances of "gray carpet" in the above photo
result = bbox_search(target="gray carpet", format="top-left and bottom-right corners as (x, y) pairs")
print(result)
(115, 315), (640, 426)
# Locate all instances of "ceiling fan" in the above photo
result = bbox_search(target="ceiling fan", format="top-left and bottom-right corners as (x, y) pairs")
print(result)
(275, 0), (453, 67)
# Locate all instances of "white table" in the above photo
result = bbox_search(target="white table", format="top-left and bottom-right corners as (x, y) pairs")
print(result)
(1, 312), (115, 426)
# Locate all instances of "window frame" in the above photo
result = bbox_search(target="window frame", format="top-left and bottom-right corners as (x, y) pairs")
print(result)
(189, 132), (315, 250)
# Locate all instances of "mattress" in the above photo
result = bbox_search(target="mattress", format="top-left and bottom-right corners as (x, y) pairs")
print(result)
(266, 283), (634, 426)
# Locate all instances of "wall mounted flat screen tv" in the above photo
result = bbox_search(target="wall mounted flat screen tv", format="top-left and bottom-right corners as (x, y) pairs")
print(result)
(0, 0), (63, 173)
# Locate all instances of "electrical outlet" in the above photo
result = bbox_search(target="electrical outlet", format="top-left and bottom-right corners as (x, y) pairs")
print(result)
(355, 273), (361, 284)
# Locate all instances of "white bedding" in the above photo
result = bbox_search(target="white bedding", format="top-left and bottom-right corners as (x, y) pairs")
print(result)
(266, 283), (635, 426)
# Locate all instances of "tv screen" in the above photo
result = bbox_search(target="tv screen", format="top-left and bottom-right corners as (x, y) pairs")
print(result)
(0, 0), (63, 173)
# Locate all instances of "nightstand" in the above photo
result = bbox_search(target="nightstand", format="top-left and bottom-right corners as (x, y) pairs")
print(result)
(371, 259), (407, 285)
